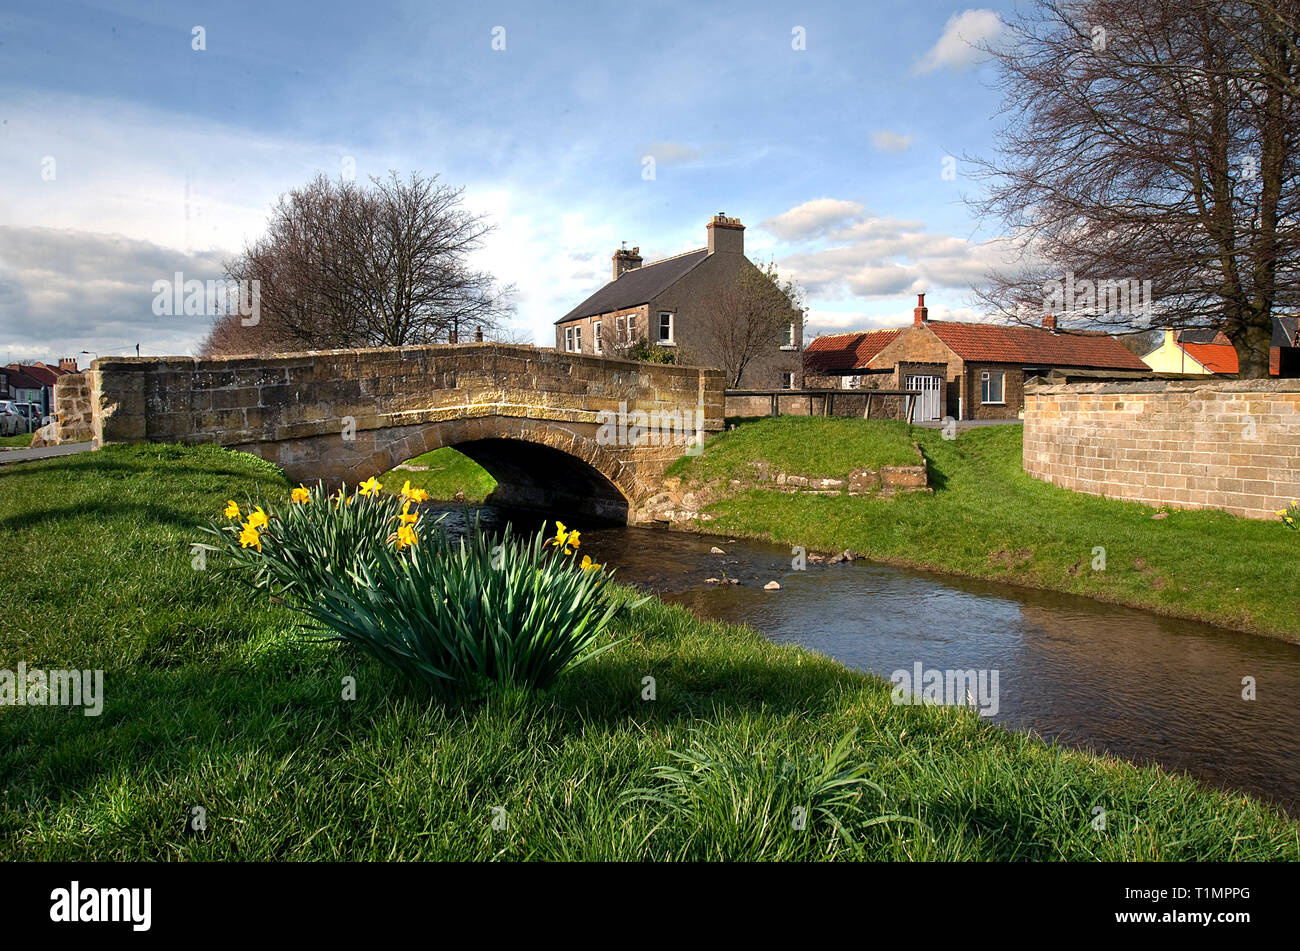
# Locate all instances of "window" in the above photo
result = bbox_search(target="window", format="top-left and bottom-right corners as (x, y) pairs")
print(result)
(564, 327), (574, 352)
(781, 323), (798, 350)
(624, 313), (637, 341)
(593, 321), (602, 354)
(842, 374), (862, 390)
(980, 370), (1005, 404)
(781, 371), (795, 390)
(657, 311), (674, 345)
(574, 326), (582, 352)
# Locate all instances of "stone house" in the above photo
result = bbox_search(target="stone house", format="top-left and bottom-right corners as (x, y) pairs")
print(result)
(804, 295), (1149, 420)
(554, 214), (804, 389)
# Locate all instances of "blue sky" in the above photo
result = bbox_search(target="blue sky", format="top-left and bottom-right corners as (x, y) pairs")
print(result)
(0, 0), (1014, 361)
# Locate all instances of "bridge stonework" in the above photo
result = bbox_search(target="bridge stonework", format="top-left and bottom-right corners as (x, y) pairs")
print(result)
(63, 344), (725, 523)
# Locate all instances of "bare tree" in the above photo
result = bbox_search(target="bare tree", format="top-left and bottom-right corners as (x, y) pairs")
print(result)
(969, 0), (1300, 376)
(202, 171), (515, 355)
(691, 261), (803, 387)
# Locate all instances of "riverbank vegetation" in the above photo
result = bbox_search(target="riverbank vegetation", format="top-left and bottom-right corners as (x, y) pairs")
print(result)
(668, 419), (1300, 642)
(379, 447), (497, 503)
(1, 443), (1297, 860)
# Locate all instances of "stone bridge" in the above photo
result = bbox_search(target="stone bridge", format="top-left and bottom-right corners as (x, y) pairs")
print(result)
(55, 343), (725, 523)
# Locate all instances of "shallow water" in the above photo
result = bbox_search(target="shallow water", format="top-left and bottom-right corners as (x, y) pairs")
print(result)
(430, 502), (1300, 814)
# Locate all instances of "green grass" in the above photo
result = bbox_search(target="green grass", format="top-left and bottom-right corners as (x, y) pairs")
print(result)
(0, 434), (33, 449)
(675, 420), (1300, 641)
(0, 443), (1297, 860)
(667, 416), (919, 483)
(378, 446), (497, 502)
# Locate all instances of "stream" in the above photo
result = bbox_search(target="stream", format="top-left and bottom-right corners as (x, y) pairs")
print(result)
(429, 502), (1300, 815)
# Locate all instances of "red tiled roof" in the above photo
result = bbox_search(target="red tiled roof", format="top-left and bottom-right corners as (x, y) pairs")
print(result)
(804, 329), (901, 373)
(1180, 342), (1239, 374)
(9, 363), (69, 386)
(923, 321), (1149, 370)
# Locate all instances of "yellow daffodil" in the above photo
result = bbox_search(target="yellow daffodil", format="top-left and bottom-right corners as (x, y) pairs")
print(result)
(358, 476), (382, 497)
(224, 500), (240, 519)
(551, 521), (570, 549)
(400, 500), (418, 525)
(567, 529), (581, 551)
(246, 506), (269, 530)
(291, 486), (311, 504)
(400, 480), (431, 504)
(239, 523), (262, 551)
(580, 554), (600, 572)
(395, 524), (418, 549)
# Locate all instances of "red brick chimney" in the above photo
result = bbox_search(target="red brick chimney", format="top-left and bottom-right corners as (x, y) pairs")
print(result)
(913, 293), (928, 326)
(1042, 314), (1057, 331)
(612, 245), (642, 280)
(706, 213), (745, 255)
(58, 357), (78, 372)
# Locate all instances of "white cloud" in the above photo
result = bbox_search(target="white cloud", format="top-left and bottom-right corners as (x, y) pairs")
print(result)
(915, 9), (1002, 75)
(870, 130), (915, 154)
(764, 198), (1018, 304)
(760, 199), (866, 242)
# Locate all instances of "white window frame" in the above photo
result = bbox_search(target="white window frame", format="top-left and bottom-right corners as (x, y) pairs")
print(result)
(781, 322), (798, 350)
(574, 326), (582, 353)
(593, 320), (602, 354)
(780, 371), (795, 390)
(980, 370), (1005, 405)
(564, 327), (574, 352)
(623, 313), (637, 342)
(656, 311), (675, 346)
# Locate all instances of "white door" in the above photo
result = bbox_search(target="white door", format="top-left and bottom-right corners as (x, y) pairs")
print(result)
(905, 374), (942, 420)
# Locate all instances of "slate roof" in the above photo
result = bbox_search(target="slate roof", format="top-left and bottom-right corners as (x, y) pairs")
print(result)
(556, 249), (710, 324)
(804, 329), (901, 373)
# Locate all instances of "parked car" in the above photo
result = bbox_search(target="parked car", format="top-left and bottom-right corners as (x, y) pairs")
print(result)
(15, 404), (43, 433)
(0, 401), (25, 436)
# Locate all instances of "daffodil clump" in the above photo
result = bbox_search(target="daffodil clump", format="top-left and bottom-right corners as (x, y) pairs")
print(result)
(302, 519), (633, 696)
(1278, 500), (1299, 530)
(202, 477), (440, 604)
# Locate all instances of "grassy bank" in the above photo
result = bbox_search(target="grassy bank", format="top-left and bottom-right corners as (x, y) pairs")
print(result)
(0, 443), (1297, 860)
(0, 434), (33, 449)
(667, 419), (1300, 642)
(379, 446), (497, 503)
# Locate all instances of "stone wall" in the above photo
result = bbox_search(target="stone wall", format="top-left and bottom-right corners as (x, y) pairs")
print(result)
(1023, 379), (1300, 520)
(49, 371), (96, 444)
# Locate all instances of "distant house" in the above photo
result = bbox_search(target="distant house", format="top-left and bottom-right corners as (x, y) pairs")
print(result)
(1142, 328), (1239, 375)
(5, 359), (78, 418)
(1272, 315), (1299, 377)
(554, 214), (803, 389)
(804, 295), (1149, 420)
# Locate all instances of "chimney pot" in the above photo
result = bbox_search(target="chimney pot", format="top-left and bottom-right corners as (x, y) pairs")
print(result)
(706, 213), (745, 255)
(612, 245), (643, 280)
(913, 293), (929, 327)
(1042, 314), (1057, 331)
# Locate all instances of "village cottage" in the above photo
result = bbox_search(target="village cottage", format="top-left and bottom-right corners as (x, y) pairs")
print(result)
(804, 295), (1149, 420)
(554, 214), (803, 389)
